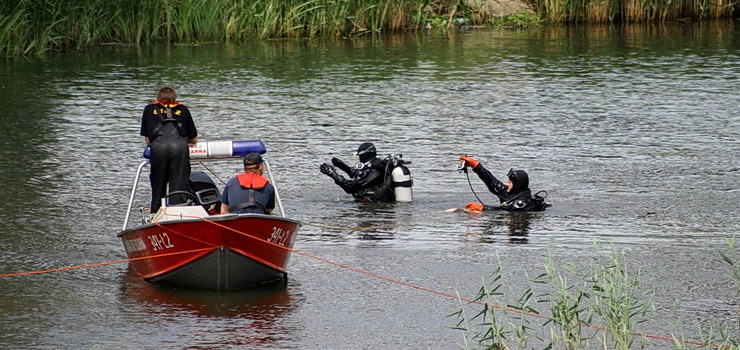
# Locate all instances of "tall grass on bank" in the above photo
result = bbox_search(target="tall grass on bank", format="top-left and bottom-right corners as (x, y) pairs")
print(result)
(2, 0), (738, 56)
(450, 243), (738, 349)
(532, 0), (739, 23)
(0, 3), (60, 56)
(0, 0), (435, 56)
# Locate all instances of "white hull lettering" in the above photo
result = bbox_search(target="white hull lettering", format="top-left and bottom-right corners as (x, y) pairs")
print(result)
(148, 232), (175, 252)
(124, 238), (147, 253)
(268, 227), (292, 246)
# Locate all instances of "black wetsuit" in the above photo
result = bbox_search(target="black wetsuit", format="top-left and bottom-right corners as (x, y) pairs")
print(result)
(329, 157), (395, 202)
(140, 102), (197, 213)
(472, 164), (548, 211)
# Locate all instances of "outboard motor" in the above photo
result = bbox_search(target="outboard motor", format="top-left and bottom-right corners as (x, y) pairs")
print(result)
(189, 171), (221, 214)
(389, 155), (413, 202)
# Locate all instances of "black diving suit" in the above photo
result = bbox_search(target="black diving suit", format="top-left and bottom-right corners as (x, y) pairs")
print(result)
(321, 157), (395, 202)
(472, 164), (549, 211)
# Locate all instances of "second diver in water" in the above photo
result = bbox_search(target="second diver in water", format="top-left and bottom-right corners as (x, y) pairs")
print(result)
(320, 142), (413, 203)
(459, 156), (550, 212)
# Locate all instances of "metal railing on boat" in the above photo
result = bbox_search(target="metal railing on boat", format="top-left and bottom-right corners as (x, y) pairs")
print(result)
(122, 158), (286, 231)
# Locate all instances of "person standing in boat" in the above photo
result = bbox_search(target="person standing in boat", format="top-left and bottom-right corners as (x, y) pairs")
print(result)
(140, 86), (198, 214)
(220, 153), (275, 215)
(458, 156), (550, 212)
(319, 142), (397, 202)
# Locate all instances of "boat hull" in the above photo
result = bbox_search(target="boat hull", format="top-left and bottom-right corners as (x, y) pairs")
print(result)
(118, 214), (299, 291)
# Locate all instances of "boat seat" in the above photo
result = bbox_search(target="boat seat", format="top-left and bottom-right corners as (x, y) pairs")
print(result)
(152, 205), (209, 223)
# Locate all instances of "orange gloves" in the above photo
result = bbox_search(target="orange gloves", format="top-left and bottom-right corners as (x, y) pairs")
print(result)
(459, 156), (479, 168)
(465, 202), (484, 212)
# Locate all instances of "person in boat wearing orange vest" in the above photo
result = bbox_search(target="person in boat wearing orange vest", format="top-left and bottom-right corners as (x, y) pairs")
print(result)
(220, 153), (275, 215)
(459, 156), (550, 212)
(319, 142), (396, 202)
(140, 86), (198, 214)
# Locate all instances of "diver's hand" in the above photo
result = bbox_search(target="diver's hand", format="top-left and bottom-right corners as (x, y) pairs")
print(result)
(459, 156), (480, 168)
(331, 157), (355, 175)
(320, 163), (338, 178)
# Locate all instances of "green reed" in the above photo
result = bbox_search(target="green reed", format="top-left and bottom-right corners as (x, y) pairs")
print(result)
(2, 0), (430, 56)
(0, 2), (53, 56)
(0, 0), (535, 56)
(668, 236), (739, 350)
(449, 265), (536, 349)
(534, 0), (738, 23)
(0, 7), (30, 56)
(538, 257), (593, 349)
(672, 326), (739, 350)
(2, 0), (738, 56)
(450, 245), (664, 349)
(588, 245), (652, 349)
(719, 235), (739, 293)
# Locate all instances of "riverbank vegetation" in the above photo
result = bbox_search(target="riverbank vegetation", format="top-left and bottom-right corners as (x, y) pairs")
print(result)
(1, 0), (738, 56)
(449, 241), (739, 349)
(533, 0), (738, 23)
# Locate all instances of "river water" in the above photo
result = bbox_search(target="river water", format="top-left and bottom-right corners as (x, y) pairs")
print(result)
(1, 22), (738, 349)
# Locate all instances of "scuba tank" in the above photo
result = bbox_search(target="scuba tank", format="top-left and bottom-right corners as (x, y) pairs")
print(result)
(389, 154), (413, 202)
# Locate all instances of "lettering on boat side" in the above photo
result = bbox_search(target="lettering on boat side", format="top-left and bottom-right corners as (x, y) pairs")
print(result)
(269, 227), (292, 246)
(188, 144), (208, 157)
(124, 238), (147, 253)
(148, 233), (175, 251)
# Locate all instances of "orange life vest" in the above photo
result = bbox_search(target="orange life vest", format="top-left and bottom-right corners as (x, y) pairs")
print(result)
(153, 100), (182, 108)
(236, 173), (269, 189)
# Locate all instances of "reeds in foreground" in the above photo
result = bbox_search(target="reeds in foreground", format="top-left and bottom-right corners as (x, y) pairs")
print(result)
(719, 235), (739, 294)
(587, 245), (652, 349)
(450, 242), (739, 349)
(539, 257), (593, 349)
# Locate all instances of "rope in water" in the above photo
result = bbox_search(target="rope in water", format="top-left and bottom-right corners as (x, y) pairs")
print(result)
(0, 247), (212, 278)
(0, 212), (731, 349)
(301, 222), (387, 231)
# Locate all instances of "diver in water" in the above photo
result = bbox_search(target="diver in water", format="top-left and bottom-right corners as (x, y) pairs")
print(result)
(320, 142), (408, 203)
(459, 156), (550, 212)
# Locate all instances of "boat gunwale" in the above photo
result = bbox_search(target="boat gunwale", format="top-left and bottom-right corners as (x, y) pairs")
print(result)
(117, 213), (301, 237)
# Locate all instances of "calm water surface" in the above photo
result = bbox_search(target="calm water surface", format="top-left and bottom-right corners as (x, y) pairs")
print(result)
(1, 22), (738, 349)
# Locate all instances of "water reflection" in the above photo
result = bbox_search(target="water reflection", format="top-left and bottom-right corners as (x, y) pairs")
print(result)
(122, 268), (294, 315)
(469, 212), (538, 244)
(302, 201), (415, 243)
(121, 267), (298, 347)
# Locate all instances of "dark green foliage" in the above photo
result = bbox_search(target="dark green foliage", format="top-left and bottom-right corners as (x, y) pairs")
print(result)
(3, 0), (736, 56)
(0, 0), (468, 56)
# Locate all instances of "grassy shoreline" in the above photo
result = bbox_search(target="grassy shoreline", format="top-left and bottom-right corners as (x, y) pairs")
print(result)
(1, 0), (738, 56)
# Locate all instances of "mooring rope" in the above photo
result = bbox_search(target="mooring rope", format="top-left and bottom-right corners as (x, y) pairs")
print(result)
(0, 213), (730, 349)
(0, 247), (212, 278)
(300, 221), (387, 231)
(150, 208), (221, 247)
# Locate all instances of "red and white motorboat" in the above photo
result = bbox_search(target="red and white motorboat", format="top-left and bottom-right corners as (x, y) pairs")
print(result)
(118, 140), (300, 291)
